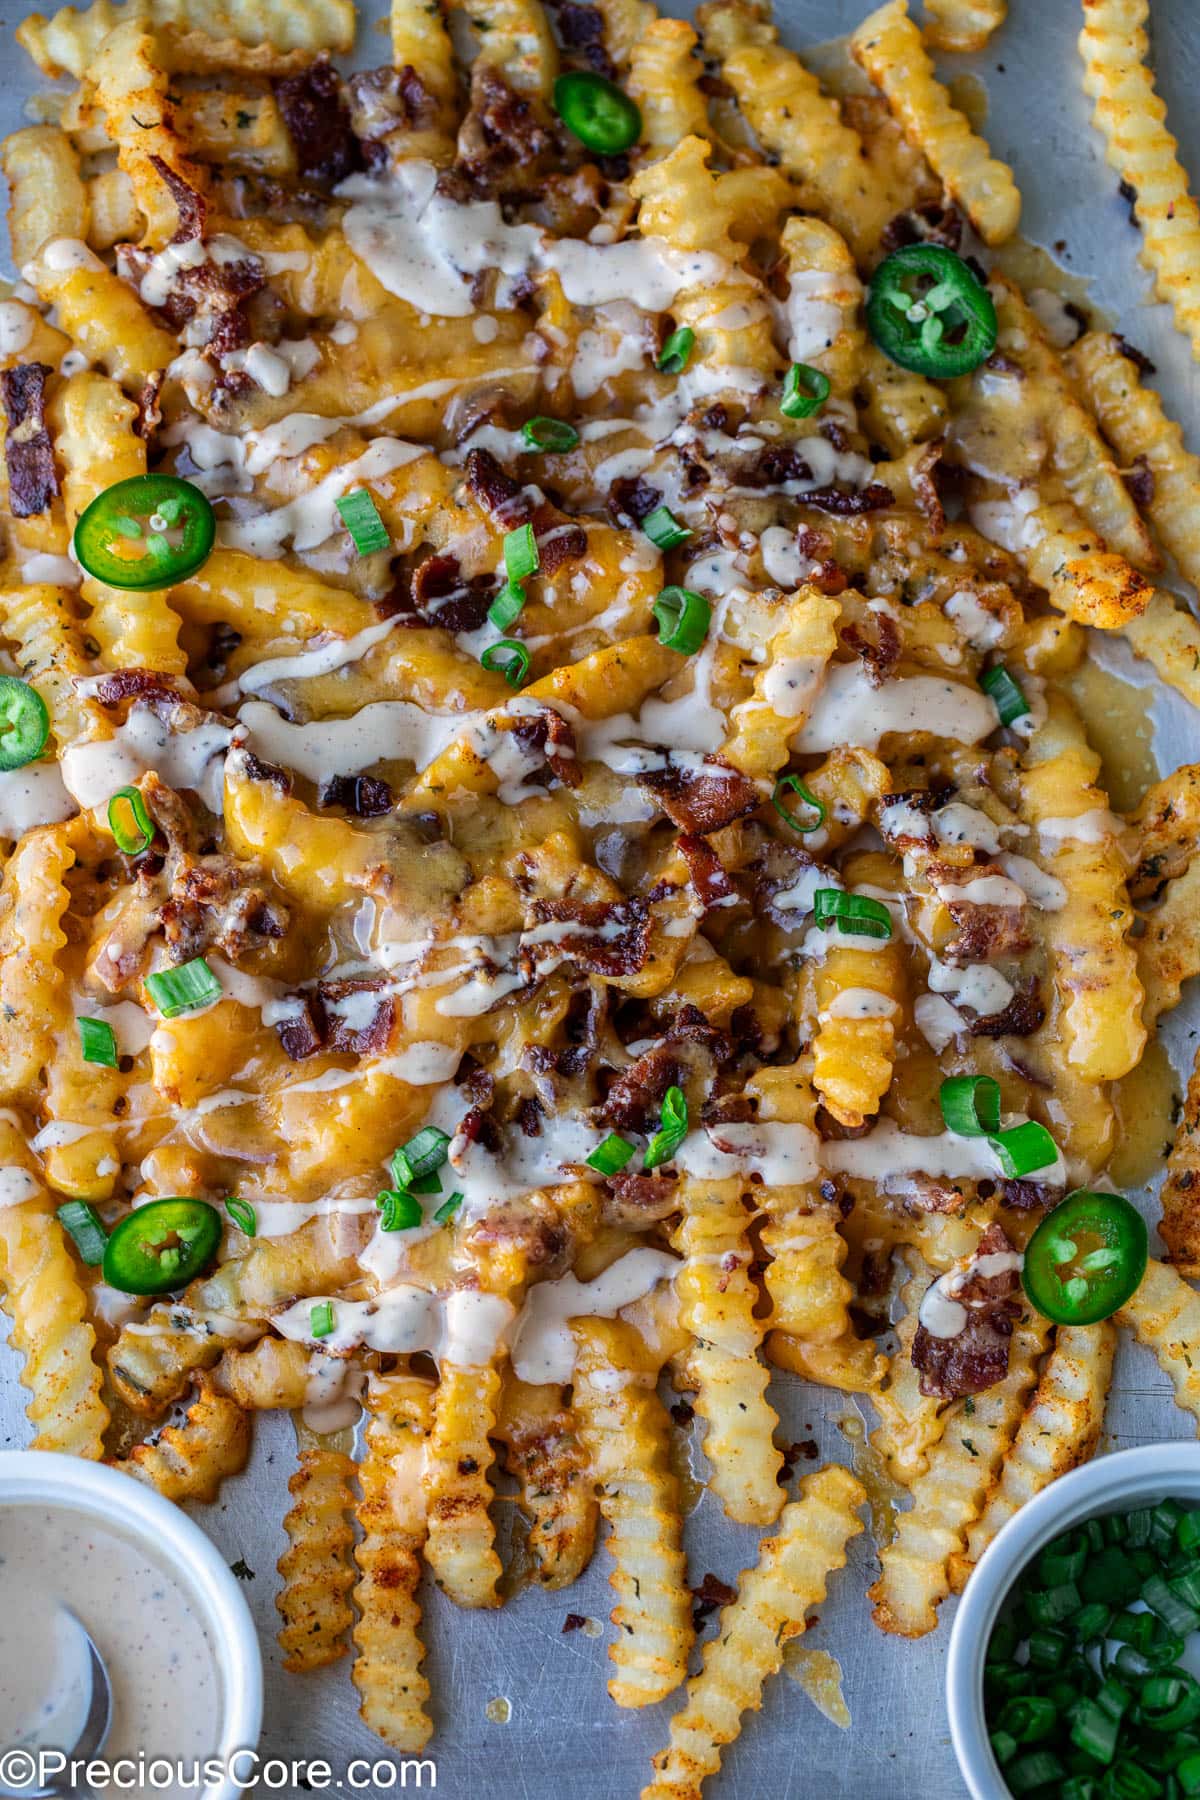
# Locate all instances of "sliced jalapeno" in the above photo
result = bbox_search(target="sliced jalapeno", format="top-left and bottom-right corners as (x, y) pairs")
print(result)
(74, 474), (215, 591)
(102, 1196), (222, 1295)
(866, 245), (997, 378)
(1022, 1190), (1148, 1325)
(0, 677), (49, 771)
(553, 71), (641, 156)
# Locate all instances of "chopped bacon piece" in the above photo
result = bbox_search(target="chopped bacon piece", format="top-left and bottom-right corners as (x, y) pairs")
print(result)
(607, 476), (662, 527)
(803, 482), (895, 515)
(533, 507), (588, 575)
(148, 154), (206, 242)
(910, 1223), (1022, 1400)
(409, 552), (494, 633)
(527, 896), (651, 978)
(317, 774), (393, 817)
(277, 994), (325, 1061)
(134, 370), (165, 442)
(603, 1170), (679, 1225)
(677, 833), (735, 911)
(967, 982), (1046, 1040)
(510, 705), (580, 790)
(454, 64), (556, 199)
(465, 447), (533, 528)
(319, 978), (395, 1055)
(1, 363), (58, 517)
(840, 615), (901, 688)
(1125, 455), (1154, 510)
(638, 758), (761, 835)
(999, 1179), (1057, 1211)
(274, 56), (362, 184)
(880, 200), (964, 254)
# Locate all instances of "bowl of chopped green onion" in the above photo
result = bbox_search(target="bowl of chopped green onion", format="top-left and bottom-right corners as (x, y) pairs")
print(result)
(947, 1444), (1200, 1799)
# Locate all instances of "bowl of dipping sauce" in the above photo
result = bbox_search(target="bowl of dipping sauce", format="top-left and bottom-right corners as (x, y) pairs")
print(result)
(0, 1451), (261, 1800)
(947, 1443), (1200, 1800)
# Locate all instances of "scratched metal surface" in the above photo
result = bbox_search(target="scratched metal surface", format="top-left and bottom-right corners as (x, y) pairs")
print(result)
(1, 2), (1200, 1795)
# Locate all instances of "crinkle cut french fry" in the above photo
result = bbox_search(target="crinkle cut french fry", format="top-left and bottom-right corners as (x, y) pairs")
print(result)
(1, 126), (88, 269)
(0, 1117), (108, 1458)
(494, 1375), (597, 1588)
(422, 1359), (503, 1608)
(640, 1464), (865, 1800)
(870, 1304), (1050, 1637)
(1118, 1258), (1200, 1430)
(870, 1252), (948, 1488)
(119, 1378), (251, 1501)
(0, 823), (73, 1104)
(573, 1317), (694, 1709)
(276, 1441), (357, 1671)
(949, 1322), (1114, 1592)
(672, 1176), (783, 1526)
(353, 1372), (434, 1753)
(627, 19), (711, 157)
(1162, 1041), (1200, 1277)
(16, 0), (354, 79)
(1138, 858), (1200, 1031)
(924, 0), (1005, 54)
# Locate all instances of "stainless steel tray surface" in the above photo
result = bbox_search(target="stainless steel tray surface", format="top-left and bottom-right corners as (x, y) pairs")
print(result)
(1, 2), (1199, 1795)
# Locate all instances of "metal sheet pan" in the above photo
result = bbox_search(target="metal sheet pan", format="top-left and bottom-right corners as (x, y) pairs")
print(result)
(1, 2), (1199, 1793)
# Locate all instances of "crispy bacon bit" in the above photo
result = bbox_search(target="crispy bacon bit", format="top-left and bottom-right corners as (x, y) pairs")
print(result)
(901, 1175), (969, 1215)
(148, 154), (207, 242)
(158, 860), (287, 965)
(454, 64), (555, 199)
(527, 896), (651, 978)
(601, 1006), (729, 1132)
(320, 978), (395, 1055)
(510, 705), (581, 789)
(1125, 454), (1155, 510)
(1, 363), (58, 517)
(691, 1573), (737, 1626)
(241, 752), (292, 793)
(639, 757), (761, 835)
(607, 476), (662, 527)
(840, 615), (901, 688)
(968, 982), (1046, 1040)
(317, 773), (393, 817)
(275, 57), (362, 184)
(999, 1179), (1057, 1211)
(466, 447), (533, 528)
(277, 994), (325, 1061)
(911, 1223), (1022, 1400)
(1115, 333), (1155, 376)
(409, 551), (494, 633)
(911, 442), (946, 534)
(134, 370), (165, 442)
(534, 507), (588, 575)
(803, 482), (895, 516)
(670, 1398), (695, 1425)
(91, 668), (184, 709)
(940, 884), (1031, 963)
(347, 65), (436, 149)
(466, 1203), (568, 1271)
(748, 444), (814, 488)
(880, 200), (964, 255)
(603, 1169), (679, 1225)
(562, 1613), (587, 1634)
(677, 833), (735, 911)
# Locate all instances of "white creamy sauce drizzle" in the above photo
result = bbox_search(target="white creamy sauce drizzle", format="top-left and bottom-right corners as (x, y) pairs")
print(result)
(794, 664), (997, 752)
(999, 852), (1067, 911)
(510, 1249), (681, 1384)
(237, 698), (461, 782)
(337, 161), (739, 318)
(771, 864), (830, 917)
(821, 987), (899, 1020)
(232, 617), (399, 696)
(0, 301), (33, 353)
(73, 998), (154, 1057)
(917, 1248), (1026, 1338)
(0, 761), (74, 836)
(0, 1166), (39, 1208)
(783, 268), (857, 360)
(1037, 809), (1123, 849)
(762, 655), (828, 719)
(672, 1120), (822, 1183)
(914, 992), (965, 1052)
(927, 956), (1015, 1016)
(272, 1284), (515, 1363)
(759, 524), (818, 589)
(219, 437), (424, 557)
(61, 707), (233, 814)
(944, 589), (1005, 649)
(302, 1354), (367, 1432)
(826, 1117), (1064, 1189)
(935, 873), (1029, 909)
(17, 551), (81, 586)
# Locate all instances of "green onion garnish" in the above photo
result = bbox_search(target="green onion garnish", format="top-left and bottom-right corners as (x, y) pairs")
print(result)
(772, 774), (826, 833)
(224, 1195), (257, 1237)
(310, 1300), (335, 1339)
(108, 785), (154, 854)
(642, 506), (692, 550)
(378, 1189), (424, 1231)
(651, 585), (710, 654)
(433, 1191), (463, 1224)
(391, 1127), (450, 1191)
(781, 362), (831, 420)
(643, 1085), (688, 1171)
(990, 1119), (1059, 1178)
(336, 488), (389, 555)
(57, 1200), (108, 1266)
(521, 416), (579, 453)
(78, 1017), (118, 1068)
(587, 1134), (636, 1176)
(488, 581), (527, 631)
(480, 639), (530, 687)
(982, 663), (1030, 727)
(504, 522), (539, 585)
(658, 327), (695, 375)
(145, 956), (222, 1019)
(939, 1074), (1002, 1137)
(812, 889), (893, 940)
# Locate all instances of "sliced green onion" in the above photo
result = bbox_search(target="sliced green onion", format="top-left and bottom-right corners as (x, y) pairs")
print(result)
(642, 505), (692, 550)
(1178, 1512), (1200, 1555)
(989, 1730), (1017, 1766)
(1144, 1572), (1200, 1637)
(939, 1074), (1002, 1137)
(587, 1134), (636, 1176)
(1072, 1603), (1112, 1643)
(1096, 1677), (1133, 1722)
(56, 1200), (108, 1266)
(433, 1191), (463, 1225)
(812, 888), (893, 940)
(78, 1017), (118, 1068)
(982, 663), (1030, 727)
(772, 774), (826, 833)
(651, 586), (710, 654)
(391, 1127), (450, 1191)
(336, 488), (390, 556)
(1180, 1756), (1200, 1797)
(1006, 1750), (1064, 1794)
(1069, 1699), (1119, 1765)
(643, 1085), (688, 1171)
(310, 1300), (335, 1339)
(781, 361), (831, 420)
(658, 327), (695, 375)
(378, 1189), (424, 1231)
(480, 639), (530, 687)
(999, 1696), (1056, 1743)
(108, 785), (154, 854)
(224, 1195), (257, 1237)
(989, 1119), (1059, 1178)
(488, 581), (527, 630)
(504, 522), (539, 584)
(1027, 1582), (1081, 1627)
(521, 416), (579, 453)
(1026, 1627), (1067, 1669)
(145, 956), (222, 1019)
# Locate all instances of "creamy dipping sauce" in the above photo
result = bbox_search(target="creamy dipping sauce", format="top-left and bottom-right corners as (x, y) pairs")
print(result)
(0, 1504), (221, 1797)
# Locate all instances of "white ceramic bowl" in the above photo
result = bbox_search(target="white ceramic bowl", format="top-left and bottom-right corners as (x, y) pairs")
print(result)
(0, 1450), (262, 1800)
(947, 1443), (1200, 1799)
